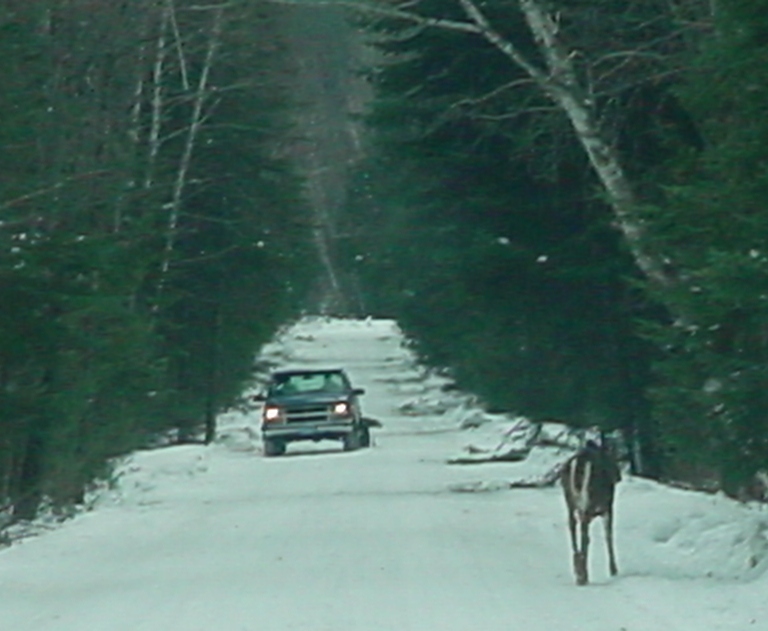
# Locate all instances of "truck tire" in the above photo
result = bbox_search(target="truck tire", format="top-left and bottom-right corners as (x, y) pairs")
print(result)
(342, 429), (361, 452)
(263, 438), (286, 457)
(360, 426), (371, 448)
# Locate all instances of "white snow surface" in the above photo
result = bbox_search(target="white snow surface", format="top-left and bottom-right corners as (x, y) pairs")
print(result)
(2, 317), (768, 630)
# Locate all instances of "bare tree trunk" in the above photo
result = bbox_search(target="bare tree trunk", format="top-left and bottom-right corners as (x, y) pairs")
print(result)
(458, 0), (674, 288)
(120, 3), (157, 232)
(145, 3), (172, 191)
(160, 4), (225, 278)
(169, 0), (191, 92)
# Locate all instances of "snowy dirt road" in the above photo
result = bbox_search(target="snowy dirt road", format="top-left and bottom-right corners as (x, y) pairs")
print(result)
(1, 318), (767, 630)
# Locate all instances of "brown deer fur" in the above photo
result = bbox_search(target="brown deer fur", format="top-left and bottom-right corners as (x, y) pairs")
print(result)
(561, 439), (621, 585)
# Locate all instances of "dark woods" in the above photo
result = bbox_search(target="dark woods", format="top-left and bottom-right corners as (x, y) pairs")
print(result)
(0, 1), (315, 525)
(340, 0), (768, 494)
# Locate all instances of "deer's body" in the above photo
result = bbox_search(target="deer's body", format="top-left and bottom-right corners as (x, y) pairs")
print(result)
(561, 440), (621, 585)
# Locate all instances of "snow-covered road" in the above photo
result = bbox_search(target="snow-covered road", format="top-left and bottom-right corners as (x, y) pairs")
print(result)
(2, 318), (767, 630)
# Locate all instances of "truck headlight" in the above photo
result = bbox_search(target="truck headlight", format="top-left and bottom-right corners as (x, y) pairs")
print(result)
(333, 401), (350, 415)
(263, 406), (283, 423)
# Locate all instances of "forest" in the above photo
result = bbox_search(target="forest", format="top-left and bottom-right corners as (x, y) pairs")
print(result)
(1, 0), (767, 528)
(338, 0), (768, 491)
(0, 0), (316, 523)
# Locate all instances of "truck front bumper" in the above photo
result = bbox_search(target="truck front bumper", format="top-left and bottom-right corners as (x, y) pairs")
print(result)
(261, 421), (355, 442)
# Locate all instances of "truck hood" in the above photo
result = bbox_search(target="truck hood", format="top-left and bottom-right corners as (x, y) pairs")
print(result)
(266, 392), (353, 406)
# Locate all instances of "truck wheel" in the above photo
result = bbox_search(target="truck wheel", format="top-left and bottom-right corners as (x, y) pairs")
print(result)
(263, 438), (286, 457)
(360, 426), (371, 448)
(343, 430), (361, 452)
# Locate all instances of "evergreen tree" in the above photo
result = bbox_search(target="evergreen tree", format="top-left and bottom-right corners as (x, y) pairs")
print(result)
(343, 2), (657, 448)
(145, 2), (316, 443)
(642, 0), (768, 491)
(0, 1), (315, 524)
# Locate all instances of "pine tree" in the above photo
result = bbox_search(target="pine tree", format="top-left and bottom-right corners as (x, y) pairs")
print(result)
(0, 1), (315, 524)
(343, 2), (656, 447)
(642, 0), (768, 491)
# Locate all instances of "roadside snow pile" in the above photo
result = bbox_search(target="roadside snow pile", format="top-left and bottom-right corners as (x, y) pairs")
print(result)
(446, 415), (577, 492)
(449, 415), (580, 465)
(1, 498), (98, 545)
(397, 392), (467, 416)
(620, 476), (768, 581)
(376, 364), (473, 415)
(101, 446), (210, 510)
(212, 402), (261, 454)
(448, 413), (534, 463)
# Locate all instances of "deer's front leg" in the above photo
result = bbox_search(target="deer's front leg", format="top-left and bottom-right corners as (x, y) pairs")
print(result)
(567, 507), (583, 583)
(576, 516), (591, 585)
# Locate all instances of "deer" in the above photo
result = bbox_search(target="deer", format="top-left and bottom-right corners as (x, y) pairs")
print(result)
(560, 435), (621, 585)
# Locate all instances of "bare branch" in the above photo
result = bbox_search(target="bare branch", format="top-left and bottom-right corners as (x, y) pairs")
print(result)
(451, 78), (539, 110)
(145, 5), (172, 189)
(469, 105), (560, 122)
(170, 243), (243, 266)
(0, 171), (112, 212)
(184, 2), (240, 10)
(168, 0), (191, 91)
(266, 0), (481, 34)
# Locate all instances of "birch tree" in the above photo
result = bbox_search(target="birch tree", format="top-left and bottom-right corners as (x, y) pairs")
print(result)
(160, 2), (225, 279)
(320, 0), (709, 288)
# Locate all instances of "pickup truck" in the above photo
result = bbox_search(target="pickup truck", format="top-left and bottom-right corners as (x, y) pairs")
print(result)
(255, 368), (370, 456)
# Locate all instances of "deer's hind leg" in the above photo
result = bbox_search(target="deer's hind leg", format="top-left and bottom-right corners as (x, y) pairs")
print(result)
(575, 515), (591, 585)
(567, 506), (578, 554)
(604, 510), (618, 576)
(566, 506), (583, 581)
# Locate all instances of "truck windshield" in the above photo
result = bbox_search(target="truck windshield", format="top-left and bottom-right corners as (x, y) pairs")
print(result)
(270, 372), (346, 395)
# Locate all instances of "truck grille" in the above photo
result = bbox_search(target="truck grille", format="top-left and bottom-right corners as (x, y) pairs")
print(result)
(285, 404), (332, 424)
